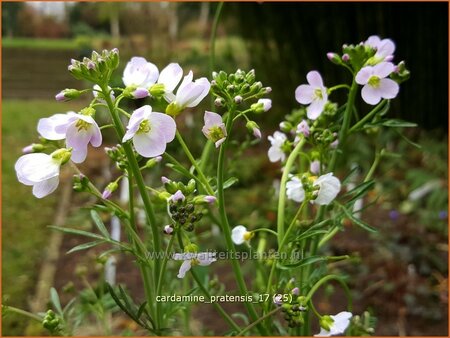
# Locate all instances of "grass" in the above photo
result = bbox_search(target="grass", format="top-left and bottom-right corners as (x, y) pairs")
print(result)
(2, 99), (84, 335)
(2, 37), (78, 50)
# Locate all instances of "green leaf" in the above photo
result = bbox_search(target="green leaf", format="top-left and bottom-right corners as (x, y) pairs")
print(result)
(67, 240), (106, 254)
(395, 129), (422, 149)
(278, 256), (327, 269)
(90, 210), (111, 238)
(137, 301), (148, 320)
(223, 177), (239, 190)
(340, 205), (377, 233)
(344, 180), (375, 204)
(50, 288), (63, 317)
(294, 229), (328, 242)
(380, 119), (417, 128)
(49, 225), (106, 240)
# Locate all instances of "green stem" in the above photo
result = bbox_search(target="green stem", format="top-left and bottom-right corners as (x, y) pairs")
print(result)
(277, 136), (306, 246)
(251, 228), (278, 237)
(3, 305), (42, 322)
(328, 84), (350, 93)
(237, 307), (281, 336)
(175, 232), (241, 332)
(209, 1), (224, 107)
(328, 78), (358, 171)
(349, 99), (387, 133)
(217, 110), (267, 335)
(99, 84), (162, 332)
(128, 170), (157, 323)
(175, 131), (215, 196)
(364, 150), (383, 182)
(305, 274), (352, 311)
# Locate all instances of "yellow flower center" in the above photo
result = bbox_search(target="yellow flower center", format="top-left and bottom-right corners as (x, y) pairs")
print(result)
(191, 258), (200, 266)
(368, 75), (381, 88)
(208, 126), (225, 142)
(75, 119), (91, 131)
(243, 231), (254, 241)
(314, 88), (323, 100)
(138, 119), (151, 134)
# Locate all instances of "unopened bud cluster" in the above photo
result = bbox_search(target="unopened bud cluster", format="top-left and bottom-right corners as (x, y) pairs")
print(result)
(211, 69), (270, 107)
(68, 48), (119, 83)
(281, 294), (308, 328)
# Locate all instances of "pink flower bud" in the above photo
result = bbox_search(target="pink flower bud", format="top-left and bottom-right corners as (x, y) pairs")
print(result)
(342, 53), (350, 62)
(161, 176), (170, 184)
(204, 195), (217, 204)
(55, 91), (66, 101)
(163, 225), (174, 234)
(292, 287), (300, 296)
(133, 88), (149, 99)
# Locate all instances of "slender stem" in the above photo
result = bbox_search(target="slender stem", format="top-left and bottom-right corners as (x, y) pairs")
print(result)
(364, 150), (383, 182)
(175, 131), (215, 196)
(156, 232), (177, 304)
(349, 99), (388, 133)
(305, 274), (353, 311)
(175, 231), (241, 332)
(328, 84), (350, 93)
(217, 111), (267, 335)
(128, 170), (156, 322)
(237, 307), (281, 336)
(209, 1), (224, 107)
(251, 228), (278, 236)
(99, 84), (162, 332)
(277, 136), (306, 246)
(328, 78), (358, 171)
(3, 305), (43, 322)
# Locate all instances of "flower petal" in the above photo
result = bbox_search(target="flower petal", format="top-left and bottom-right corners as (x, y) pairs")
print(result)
(37, 113), (72, 140)
(295, 84), (314, 104)
(307, 99), (326, 120)
(268, 146), (284, 163)
(307, 71), (324, 87)
(177, 260), (192, 278)
(361, 85), (382, 105)
(373, 62), (395, 78)
(133, 129), (167, 158)
(148, 112), (177, 142)
(355, 66), (373, 85)
(314, 173), (341, 205)
(66, 124), (91, 163)
(232, 225), (247, 245)
(15, 153), (59, 185)
(186, 78), (210, 107)
(286, 177), (305, 203)
(204, 111), (223, 128)
(378, 78), (399, 99)
(32, 176), (59, 198)
(123, 57), (158, 87)
(158, 63), (183, 92)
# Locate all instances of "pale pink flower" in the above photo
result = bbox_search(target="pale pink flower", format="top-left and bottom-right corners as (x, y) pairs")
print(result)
(202, 111), (227, 148)
(122, 57), (159, 98)
(37, 112), (102, 163)
(297, 120), (310, 137)
(295, 71), (328, 120)
(315, 311), (352, 337)
(365, 35), (395, 62)
(268, 131), (287, 162)
(122, 105), (176, 158)
(356, 62), (399, 105)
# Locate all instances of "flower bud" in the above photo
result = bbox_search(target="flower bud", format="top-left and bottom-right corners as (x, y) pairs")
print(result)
(342, 53), (350, 62)
(163, 224), (174, 235)
(133, 87), (150, 99)
(291, 287), (300, 296)
(55, 88), (82, 102)
(246, 120), (261, 139)
(279, 121), (293, 132)
(51, 148), (72, 165)
(149, 83), (165, 98)
(251, 98), (272, 113)
(144, 156), (162, 169)
(184, 243), (199, 253)
(234, 95), (243, 104)
(22, 143), (45, 154)
(214, 97), (225, 107)
(170, 190), (185, 203)
(102, 181), (118, 199)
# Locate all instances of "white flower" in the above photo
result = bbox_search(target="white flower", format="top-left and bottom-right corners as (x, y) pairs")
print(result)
(37, 111), (102, 163)
(286, 176), (305, 203)
(173, 252), (216, 278)
(152, 63), (183, 100)
(286, 173), (341, 205)
(122, 56), (159, 97)
(295, 71), (328, 120)
(15, 149), (71, 198)
(313, 173), (341, 205)
(365, 35), (395, 62)
(231, 225), (254, 245)
(122, 105), (176, 158)
(315, 311), (352, 337)
(268, 131), (287, 162)
(166, 71), (210, 116)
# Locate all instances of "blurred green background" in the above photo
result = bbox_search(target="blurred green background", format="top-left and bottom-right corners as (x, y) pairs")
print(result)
(2, 2), (448, 336)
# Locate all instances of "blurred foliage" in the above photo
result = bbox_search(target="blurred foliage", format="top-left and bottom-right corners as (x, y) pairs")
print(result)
(225, 2), (448, 131)
(2, 100), (85, 335)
